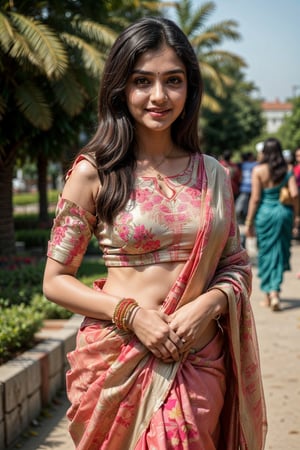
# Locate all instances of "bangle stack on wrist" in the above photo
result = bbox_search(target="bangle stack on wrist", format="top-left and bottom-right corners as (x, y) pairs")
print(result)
(112, 298), (140, 331)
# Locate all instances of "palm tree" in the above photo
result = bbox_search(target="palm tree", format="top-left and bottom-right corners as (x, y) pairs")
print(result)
(173, 0), (246, 111)
(0, 1), (116, 255)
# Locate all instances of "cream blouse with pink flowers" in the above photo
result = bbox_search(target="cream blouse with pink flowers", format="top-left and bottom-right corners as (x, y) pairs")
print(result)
(47, 153), (203, 268)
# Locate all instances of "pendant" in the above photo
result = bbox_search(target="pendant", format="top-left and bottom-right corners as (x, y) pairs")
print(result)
(156, 173), (164, 190)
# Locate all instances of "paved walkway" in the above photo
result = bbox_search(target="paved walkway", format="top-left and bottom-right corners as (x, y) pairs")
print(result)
(10, 243), (300, 450)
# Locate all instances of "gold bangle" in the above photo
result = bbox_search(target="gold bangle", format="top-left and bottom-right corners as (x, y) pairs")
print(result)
(112, 298), (139, 331)
(245, 218), (253, 227)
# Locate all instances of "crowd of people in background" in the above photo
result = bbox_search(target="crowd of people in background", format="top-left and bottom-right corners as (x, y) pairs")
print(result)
(221, 140), (300, 311)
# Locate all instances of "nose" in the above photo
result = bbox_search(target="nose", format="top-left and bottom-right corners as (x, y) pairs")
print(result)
(151, 81), (167, 103)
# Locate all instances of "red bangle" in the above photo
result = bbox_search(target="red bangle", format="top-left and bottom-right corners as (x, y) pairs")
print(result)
(112, 298), (139, 331)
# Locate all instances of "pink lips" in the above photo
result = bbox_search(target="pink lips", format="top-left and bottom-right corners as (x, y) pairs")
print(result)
(147, 108), (170, 117)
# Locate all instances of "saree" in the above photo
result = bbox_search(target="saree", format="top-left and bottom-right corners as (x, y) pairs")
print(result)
(66, 154), (267, 449)
(255, 173), (293, 293)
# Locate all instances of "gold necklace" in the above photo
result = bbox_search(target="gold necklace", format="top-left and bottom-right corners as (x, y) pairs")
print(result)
(137, 148), (174, 181)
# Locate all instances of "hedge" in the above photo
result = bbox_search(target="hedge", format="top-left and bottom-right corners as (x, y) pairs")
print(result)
(0, 255), (106, 364)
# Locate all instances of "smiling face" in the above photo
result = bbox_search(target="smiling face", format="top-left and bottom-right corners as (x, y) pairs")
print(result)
(125, 45), (187, 136)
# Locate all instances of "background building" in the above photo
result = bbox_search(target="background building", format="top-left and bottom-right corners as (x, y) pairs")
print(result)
(262, 99), (292, 133)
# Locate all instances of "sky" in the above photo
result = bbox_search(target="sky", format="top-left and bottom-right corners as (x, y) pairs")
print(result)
(165, 0), (300, 102)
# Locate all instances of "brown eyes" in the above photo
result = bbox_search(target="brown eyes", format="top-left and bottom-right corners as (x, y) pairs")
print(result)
(132, 76), (183, 86)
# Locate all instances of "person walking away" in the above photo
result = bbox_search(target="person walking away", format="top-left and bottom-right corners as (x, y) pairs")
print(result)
(43, 17), (267, 449)
(245, 138), (299, 311)
(219, 149), (241, 200)
(235, 151), (257, 224)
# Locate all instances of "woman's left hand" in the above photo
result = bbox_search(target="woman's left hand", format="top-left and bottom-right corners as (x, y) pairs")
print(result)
(167, 300), (212, 354)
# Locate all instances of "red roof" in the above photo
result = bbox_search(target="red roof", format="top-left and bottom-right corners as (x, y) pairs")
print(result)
(262, 99), (292, 111)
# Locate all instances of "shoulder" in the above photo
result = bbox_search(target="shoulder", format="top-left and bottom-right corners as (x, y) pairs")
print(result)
(66, 154), (99, 183)
(252, 162), (266, 175)
(63, 154), (99, 213)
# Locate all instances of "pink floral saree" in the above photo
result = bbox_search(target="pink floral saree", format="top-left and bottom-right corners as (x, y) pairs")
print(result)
(66, 155), (267, 449)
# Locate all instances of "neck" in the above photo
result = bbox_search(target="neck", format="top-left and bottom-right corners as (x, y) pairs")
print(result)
(135, 129), (174, 160)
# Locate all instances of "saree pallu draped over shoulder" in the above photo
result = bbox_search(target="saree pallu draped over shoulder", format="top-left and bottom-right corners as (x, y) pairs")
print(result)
(66, 155), (267, 450)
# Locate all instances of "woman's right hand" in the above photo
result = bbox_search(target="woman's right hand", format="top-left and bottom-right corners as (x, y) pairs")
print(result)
(129, 308), (183, 362)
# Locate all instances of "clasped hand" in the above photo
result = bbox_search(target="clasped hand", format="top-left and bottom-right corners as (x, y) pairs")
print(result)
(130, 302), (210, 363)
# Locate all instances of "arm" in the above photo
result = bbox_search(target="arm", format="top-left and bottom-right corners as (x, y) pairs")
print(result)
(43, 159), (121, 319)
(245, 166), (262, 236)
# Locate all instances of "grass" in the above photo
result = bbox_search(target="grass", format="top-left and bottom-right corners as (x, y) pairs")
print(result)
(13, 190), (59, 206)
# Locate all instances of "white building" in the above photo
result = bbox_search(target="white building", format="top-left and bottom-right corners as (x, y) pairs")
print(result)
(261, 99), (292, 134)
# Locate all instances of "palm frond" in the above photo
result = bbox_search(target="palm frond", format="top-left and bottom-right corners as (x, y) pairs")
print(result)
(201, 93), (222, 112)
(204, 50), (247, 68)
(0, 11), (14, 52)
(7, 29), (41, 67)
(61, 32), (105, 77)
(200, 61), (225, 98)
(193, 1), (216, 28)
(176, 0), (215, 35)
(10, 12), (68, 79)
(186, 2), (216, 37)
(71, 18), (116, 48)
(52, 72), (87, 116)
(14, 81), (52, 130)
(205, 20), (241, 41)
(191, 31), (220, 48)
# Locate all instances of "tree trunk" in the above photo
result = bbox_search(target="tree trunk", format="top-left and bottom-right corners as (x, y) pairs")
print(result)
(0, 151), (16, 256)
(37, 152), (49, 225)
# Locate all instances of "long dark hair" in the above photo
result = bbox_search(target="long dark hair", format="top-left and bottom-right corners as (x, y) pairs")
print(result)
(260, 137), (287, 183)
(82, 17), (203, 224)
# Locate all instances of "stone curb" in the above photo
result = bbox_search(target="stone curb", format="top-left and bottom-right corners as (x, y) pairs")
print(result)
(0, 315), (82, 450)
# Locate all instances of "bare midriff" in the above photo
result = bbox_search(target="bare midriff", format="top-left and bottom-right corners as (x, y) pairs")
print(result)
(103, 262), (218, 350)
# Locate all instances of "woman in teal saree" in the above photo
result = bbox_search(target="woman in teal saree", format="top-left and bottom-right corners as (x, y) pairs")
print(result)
(245, 138), (299, 310)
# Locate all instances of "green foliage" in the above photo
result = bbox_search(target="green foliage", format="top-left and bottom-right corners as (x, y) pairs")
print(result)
(14, 213), (53, 230)
(13, 190), (59, 206)
(0, 260), (44, 308)
(31, 294), (73, 320)
(277, 98), (300, 150)
(0, 304), (43, 364)
(172, 0), (247, 112)
(77, 257), (107, 287)
(15, 229), (50, 249)
(201, 79), (264, 156)
(0, 253), (106, 363)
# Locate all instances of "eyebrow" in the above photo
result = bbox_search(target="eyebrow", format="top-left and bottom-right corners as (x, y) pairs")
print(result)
(131, 69), (186, 76)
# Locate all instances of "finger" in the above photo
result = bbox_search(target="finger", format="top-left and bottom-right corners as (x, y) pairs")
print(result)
(163, 339), (182, 361)
(168, 329), (184, 349)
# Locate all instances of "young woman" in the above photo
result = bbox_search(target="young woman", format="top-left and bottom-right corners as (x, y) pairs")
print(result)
(245, 138), (299, 311)
(44, 17), (266, 450)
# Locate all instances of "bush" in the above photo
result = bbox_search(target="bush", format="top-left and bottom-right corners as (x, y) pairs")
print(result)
(15, 229), (50, 249)
(0, 305), (43, 364)
(14, 213), (54, 231)
(0, 258), (44, 308)
(31, 294), (73, 320)
(0, 254), (106, 363)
